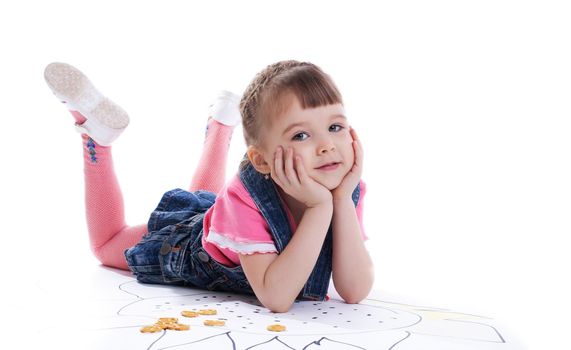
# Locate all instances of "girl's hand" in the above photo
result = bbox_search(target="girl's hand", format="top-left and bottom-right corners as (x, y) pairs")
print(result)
(332, 128), (364, 201)
(271, 146), (332, 208)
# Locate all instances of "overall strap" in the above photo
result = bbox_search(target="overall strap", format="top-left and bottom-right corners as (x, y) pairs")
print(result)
(239, 158), (360, 300)
(239, 161), (292, 252)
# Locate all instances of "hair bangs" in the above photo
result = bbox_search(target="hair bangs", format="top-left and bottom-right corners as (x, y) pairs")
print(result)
(279, 65), (343, 110)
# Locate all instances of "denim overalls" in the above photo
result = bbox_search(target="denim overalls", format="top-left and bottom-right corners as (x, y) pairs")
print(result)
(124, 160), (361, 301)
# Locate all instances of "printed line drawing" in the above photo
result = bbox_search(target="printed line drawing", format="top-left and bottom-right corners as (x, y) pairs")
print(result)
(36, 267), (522, 349)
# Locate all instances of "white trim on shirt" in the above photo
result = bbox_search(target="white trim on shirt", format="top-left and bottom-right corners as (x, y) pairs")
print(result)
(206, 230), (278, 255)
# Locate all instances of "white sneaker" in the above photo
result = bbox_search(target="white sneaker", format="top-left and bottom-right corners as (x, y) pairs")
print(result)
(208, 90), (241, 126)
(44, 62), (129, 146)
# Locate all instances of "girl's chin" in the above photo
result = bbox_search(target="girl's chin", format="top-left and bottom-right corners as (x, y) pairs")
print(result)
(317, 178), (344, 191)
(311, 172), (348, 190)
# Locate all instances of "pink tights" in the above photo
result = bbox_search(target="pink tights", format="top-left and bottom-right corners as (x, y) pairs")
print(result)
(76, 112), (234, 270)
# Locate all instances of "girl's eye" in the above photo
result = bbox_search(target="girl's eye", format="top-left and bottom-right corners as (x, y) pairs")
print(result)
(329, 124), (344, 132)
(292, 132), (309, 141)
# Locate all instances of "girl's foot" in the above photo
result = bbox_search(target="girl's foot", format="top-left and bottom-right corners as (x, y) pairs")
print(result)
(208, 90), (241, 126)
(44, 62), (129, 146)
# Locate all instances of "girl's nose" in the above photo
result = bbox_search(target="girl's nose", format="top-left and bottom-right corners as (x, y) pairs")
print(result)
(317, 138), (336, 154)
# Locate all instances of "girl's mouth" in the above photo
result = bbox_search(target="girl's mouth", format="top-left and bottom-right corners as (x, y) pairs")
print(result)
(316, 162), (340, 171)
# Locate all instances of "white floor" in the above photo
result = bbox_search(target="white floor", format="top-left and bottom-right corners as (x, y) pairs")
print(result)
(20, 264), (523, 350)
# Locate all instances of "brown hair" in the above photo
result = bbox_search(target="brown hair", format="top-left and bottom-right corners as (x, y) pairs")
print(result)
(240, 60), (343, 149)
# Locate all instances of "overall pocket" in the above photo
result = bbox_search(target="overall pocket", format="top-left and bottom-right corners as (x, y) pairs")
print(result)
(125, 226), (174, 284)
(158, 223), (195, 284)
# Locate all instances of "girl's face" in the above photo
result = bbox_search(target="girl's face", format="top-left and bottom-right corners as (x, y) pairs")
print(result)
(255, 96), (355, 190)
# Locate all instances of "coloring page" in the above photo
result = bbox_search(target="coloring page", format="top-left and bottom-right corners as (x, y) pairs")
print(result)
(35, 267), (523, 349)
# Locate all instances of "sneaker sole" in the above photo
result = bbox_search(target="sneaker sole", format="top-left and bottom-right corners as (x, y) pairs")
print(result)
(44, 62), (129, 130)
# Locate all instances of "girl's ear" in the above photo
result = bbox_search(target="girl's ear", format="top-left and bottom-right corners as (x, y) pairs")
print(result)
(247, 145), (271, 175)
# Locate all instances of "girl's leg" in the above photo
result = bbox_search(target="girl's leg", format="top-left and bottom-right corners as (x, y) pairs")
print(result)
(80, 132), (147, 270)
(45, 63), (145, 270)
(188, 91), (241, 193)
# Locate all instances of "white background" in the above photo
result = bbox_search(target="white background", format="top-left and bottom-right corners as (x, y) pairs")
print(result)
(1, 1), (569, 348)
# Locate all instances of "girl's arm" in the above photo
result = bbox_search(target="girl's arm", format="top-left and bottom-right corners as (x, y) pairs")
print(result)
(240, 146), (333, 313)
(331, 198), (374, 303)
(240, 202), (332, 313)
(331, 128), (374, 303)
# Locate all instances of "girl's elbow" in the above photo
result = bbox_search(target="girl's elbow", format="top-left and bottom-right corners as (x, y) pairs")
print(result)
(343, 293), (367, 305)
(262, 299), (293, 313)
(268, 303), (293, 313)
(258, 294), (294, 313)
(340, 281), (374, 304)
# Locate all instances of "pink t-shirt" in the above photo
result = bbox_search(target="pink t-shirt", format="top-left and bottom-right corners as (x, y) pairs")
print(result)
(202, 175), (367, 267)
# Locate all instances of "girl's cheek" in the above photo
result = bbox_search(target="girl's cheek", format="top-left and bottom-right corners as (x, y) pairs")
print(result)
(342, 144), (355, 164)
(344, 132), (354, 143)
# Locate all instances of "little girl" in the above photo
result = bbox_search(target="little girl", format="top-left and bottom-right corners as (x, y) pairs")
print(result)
(44, 60), (374, 312)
